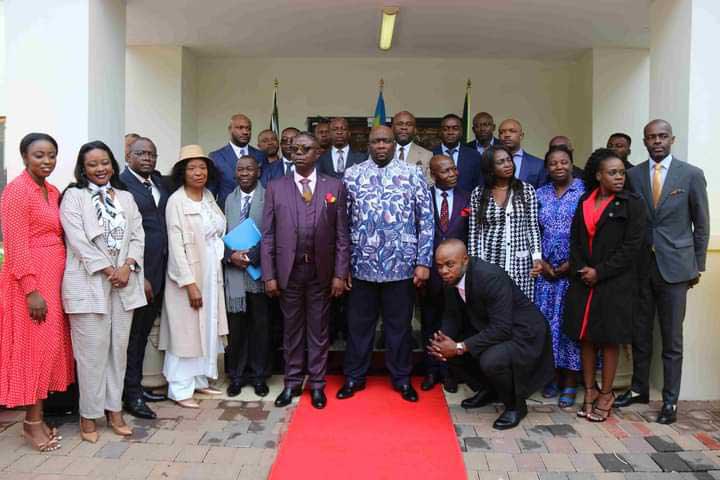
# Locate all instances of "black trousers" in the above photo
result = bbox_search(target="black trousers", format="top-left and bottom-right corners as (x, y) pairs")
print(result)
(419, 289), (449, 377)
(329, 296), (349, 342)
(343, 278), (414, 386)
(225, 292), (271, 384)
(123, 293), (162, 401)
(450, 343), (516, 407)
(631, 251), (689, 404)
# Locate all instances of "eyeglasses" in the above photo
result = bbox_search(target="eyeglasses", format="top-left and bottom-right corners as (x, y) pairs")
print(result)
(291, 145), (315, 154)
(131, 150), (158, 159)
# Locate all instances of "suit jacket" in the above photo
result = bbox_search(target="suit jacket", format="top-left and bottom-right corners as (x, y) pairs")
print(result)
(564, 190), (646, 344)
(442, 258), (554, 398)
(627, 157), (710, 283)
(465, 137), (501, 153)
(261, 159), (285, 186)
(120, 168), (169, 295)
(260, 173), (351, 290)
(208, 144), (268, 207)
(428, 187), (470, 295)
(317, 147), (366, 178)
(223, 183), (265, 282)
(60, 187), (147, 315)
(517, 151), (548, 189)
(404, 142), (434, 184)
(432, 145), (482, 193)
(159, 187), (229, 358)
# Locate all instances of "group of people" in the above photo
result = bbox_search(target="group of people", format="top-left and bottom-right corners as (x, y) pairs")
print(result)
(0, 109), (709, 453)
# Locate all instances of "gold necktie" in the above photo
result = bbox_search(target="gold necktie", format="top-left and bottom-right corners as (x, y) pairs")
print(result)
(652, 163), (663, 208)
(300, 178), (312, 204)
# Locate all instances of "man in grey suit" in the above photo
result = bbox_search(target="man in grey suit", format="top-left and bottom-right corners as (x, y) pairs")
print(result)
(615, 119), (710, 425)
(392, 110), (434, 184)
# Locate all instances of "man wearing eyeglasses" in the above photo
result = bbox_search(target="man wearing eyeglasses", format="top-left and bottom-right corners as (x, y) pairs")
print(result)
(119, 137), (170, 419)
(261, 132), (350, 410)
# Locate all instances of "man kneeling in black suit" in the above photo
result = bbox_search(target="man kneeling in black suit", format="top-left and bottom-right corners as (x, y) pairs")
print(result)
(429, 239), (554, 430)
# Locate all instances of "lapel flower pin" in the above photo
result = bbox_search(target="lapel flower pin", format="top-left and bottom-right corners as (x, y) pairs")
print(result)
(460, 207), (471, 217)
(325, 192), (337, 205)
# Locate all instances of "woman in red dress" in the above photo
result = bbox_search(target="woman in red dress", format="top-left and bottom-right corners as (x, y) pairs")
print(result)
(0, 133), (75, 451)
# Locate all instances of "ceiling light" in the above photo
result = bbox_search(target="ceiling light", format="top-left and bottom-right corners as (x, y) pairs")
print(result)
(379, 7), (399, 51)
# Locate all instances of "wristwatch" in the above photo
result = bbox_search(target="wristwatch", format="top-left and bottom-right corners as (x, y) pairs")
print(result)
(455, 342), (465, 356)
(127, 263), (141, 273)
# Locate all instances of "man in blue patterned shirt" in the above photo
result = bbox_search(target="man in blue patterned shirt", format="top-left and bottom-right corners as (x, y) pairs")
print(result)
(337, 125), (434, 403)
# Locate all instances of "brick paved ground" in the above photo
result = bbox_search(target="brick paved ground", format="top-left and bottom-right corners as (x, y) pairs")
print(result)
(2, 378), (720, 479)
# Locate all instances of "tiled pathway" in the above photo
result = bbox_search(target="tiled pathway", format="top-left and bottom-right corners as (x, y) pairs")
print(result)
(1, 378), (720, 479)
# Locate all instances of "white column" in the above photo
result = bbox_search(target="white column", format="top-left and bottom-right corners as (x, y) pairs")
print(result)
(126, 46), (197, 174)
(649, 0), (720, 400)
(4, 0), (126, 190)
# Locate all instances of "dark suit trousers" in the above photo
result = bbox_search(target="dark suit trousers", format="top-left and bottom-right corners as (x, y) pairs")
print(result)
(225, 292), (271, 384)
(124, 293), (162, 401)
(279, 263), (330, 389)
(344, 278), (414, 387)
(419, 290), (449, 376)
(632, 251), (688, 404)
(450, 343), (516, 407)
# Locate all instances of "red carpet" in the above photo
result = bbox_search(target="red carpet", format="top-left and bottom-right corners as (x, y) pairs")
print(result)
(269, 376), (466, 480)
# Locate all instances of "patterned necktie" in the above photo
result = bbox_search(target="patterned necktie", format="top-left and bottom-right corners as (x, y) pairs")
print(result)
(299, 178), (312, 204)
(336, 149), (345, 173)
(240, 195), (251, 221)
(440, 192), (450, 232)
(652, 163), (663, 208)
(447, 148), (457, 164)
(398, 146), (405, 161)
(143, 180), (152, 190)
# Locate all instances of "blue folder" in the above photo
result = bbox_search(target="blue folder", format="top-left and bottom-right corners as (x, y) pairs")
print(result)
(223, 218), (262, 280)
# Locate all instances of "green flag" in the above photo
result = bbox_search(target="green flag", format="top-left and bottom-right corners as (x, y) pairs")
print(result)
(270, 80), (279, 135)
(462, 80), (471, 142)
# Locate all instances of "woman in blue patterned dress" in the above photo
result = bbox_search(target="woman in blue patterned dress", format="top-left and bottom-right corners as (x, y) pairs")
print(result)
(534, 145), (584, 408)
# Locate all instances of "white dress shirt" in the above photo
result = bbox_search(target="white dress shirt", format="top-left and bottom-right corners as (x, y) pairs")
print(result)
(332, 145), (350, 172)
(240, 188), (255, 207)
(456, 274), (466, 303)
(129, 167), (160, 206)
(441, 144), (460, 166)
(281, 156), (294, 175)
(394, 142), (414, 162)
(434, 187), (454, 219)
(293, 169), (317, 195)
(230, 142), (249, 158)
(475, 137), (495, 155)
(649, 154), (673, 193)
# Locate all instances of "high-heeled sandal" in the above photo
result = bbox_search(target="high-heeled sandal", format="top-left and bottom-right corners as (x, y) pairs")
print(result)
(18, 422), (62, 441)
(22, 420), (61, 452)
(80, 418), (99, 443)
(587, 389), (615, 422)
(577, 383), (599, 418)
(105, 411), (133, 436)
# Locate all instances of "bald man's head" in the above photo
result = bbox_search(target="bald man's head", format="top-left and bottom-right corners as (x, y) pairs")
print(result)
(549, 135), (573, 152)
(228, 114), (252, 147)
(435, 239), (469, 286)
(368, 125), (396, 167)
(429, 154), (458, 190)
(643, 119), (675, 162)
(472, 112), (496, 145)
(392, 111), (417, 146)
(498, 119), (525, 153)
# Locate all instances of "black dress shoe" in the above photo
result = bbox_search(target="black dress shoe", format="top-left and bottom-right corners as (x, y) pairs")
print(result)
(493, 401), (528, 430)
(461, 388), (497, 409)
(227, 381), (243, 397)
(336, 380), (366, 399)
(311, 389), (327, 409)
(253, 382), (269, 397)
(443, 377), (459, 394)
(274, 387), (302, 408)
(657, 403), (677, 425)
(421, 373), (440, 391)
(123, 398), (157, 420)
(142, 389), (167, 403)
(395, 384), (419, 402)
(613, 389), (649, 408)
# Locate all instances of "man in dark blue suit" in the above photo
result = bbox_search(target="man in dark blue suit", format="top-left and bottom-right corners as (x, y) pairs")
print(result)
(120, 137), (170, 419)
(432, 114), (482, 193)
(498, 118), (547, 188)
(209, 113), (268, 207)
(419, 154), (470, 393)
(466, 112), (500, 156)
(317, 117), (366, 179)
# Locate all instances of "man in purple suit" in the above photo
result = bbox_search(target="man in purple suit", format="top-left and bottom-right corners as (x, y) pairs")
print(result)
(261, 132), (350, 410)
(420, 155), (470, 393)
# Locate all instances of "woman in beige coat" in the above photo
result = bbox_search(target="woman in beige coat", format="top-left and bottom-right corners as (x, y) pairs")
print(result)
(160, 145), (228, 408)
(61, 141), (146, 442)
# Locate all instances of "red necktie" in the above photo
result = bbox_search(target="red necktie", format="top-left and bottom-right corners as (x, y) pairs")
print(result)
(440, 192), (449, 232)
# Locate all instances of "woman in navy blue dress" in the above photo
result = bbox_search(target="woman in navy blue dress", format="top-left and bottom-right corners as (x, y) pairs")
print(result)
(534, 145), (584, 407)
